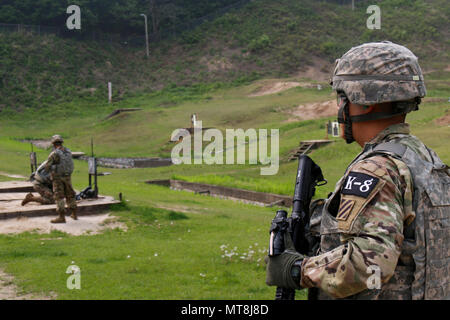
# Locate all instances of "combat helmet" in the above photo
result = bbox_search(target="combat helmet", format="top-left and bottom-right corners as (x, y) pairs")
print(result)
(51, 135), (64, 144)
(330, 41), (427, 143)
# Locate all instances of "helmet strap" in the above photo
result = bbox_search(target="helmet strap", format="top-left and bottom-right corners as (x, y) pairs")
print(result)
(350, 110), (405, 123)
(337, 94), (355, 144)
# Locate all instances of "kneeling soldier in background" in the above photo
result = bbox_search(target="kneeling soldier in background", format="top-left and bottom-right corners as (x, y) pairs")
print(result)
(21, 162), (54, 206)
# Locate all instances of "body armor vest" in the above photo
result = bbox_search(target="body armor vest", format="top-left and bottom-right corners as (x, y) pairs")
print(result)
(314, 136), (449, 300)
(55, 148), (74, 176)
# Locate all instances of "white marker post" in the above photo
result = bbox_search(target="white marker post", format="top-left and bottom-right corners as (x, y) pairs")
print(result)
(140, 13), (150, 58)
(332, 121), (340, 137)
(108, 82), (112, 104)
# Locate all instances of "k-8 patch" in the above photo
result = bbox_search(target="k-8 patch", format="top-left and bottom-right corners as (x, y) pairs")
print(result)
(341, 172), (379, 198)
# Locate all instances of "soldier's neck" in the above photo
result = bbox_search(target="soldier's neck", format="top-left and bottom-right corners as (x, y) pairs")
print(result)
(354, 117), (406, 147)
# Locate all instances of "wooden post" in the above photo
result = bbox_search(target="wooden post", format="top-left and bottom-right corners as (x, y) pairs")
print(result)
(30, 143), (37, 174)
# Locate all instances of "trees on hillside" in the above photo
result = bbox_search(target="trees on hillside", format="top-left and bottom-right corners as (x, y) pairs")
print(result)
(0, 0), (235, 35)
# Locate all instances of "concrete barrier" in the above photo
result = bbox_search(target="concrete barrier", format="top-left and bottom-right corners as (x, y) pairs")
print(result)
(79, 156), (173, 169)
(146, 179), (292, 207)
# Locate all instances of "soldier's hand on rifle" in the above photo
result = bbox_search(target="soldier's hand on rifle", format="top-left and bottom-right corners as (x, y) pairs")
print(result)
(265, 233), (304, 290)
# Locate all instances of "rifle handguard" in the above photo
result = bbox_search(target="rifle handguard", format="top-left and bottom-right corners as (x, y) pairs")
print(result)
(269, 155), (326, 301)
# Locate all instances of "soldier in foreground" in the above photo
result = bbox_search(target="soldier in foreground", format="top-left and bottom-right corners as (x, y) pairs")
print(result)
(266, 41), (449, 299)
(45, 135), (78, 223)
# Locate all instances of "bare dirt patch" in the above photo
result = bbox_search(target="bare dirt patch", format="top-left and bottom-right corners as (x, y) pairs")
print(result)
(0, 172), (27, 179)
(285, 100), (338, 122)
(0, 213), (127, 236)
(22, 139), (52, 150)
(296, 57), (334, 81)
(249, 81), (305, 97)
(435, 112), (450, 126)
(423, 97), (447, 103)
(0, 269), (55, 300)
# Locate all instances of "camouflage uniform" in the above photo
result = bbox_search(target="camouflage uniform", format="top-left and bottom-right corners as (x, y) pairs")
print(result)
(45, 147), (77, 217)
(22, 168), (55, 206)
(31, 180), (55, 204)
(265, 42), (449, 300)
(301, 122), (449, 300)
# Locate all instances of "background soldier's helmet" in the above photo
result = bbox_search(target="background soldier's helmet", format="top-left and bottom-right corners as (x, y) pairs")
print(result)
(330, 41), (426, 112)
(51, 135), (64, 144)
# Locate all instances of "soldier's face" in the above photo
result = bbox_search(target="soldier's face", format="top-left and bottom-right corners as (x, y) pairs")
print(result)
(345, 102), (374, 145)
(348, 102), (373, 118)
(335, 100), (374, 142)
(345, 102), (401, 146)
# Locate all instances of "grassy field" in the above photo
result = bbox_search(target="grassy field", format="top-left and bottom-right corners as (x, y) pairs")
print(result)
(0, 69), (448, 299)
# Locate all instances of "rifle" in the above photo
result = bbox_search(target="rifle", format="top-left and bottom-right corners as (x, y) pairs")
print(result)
(268, 155), (326, 300)
(30, 143), (37, 174)
(76, 186), (97, 200)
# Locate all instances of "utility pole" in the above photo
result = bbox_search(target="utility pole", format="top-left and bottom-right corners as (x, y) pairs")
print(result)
(140, 13), (150, 58)
(352, 0), (355, 11)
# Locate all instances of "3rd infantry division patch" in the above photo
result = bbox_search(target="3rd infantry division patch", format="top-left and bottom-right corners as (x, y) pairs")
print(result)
(337, 199), (355, 221)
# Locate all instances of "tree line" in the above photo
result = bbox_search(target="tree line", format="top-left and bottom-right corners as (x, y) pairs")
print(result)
(0, 0), (236, 35)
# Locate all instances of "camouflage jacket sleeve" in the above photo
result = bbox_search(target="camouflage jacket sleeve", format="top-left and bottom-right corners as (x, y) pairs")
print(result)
(44, 150), (60, 172)
(300, 155), (414, 298)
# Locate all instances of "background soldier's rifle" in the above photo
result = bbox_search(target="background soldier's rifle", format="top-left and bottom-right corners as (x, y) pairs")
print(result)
(30, 143), (37, 174)
(77, 138), (99, 200)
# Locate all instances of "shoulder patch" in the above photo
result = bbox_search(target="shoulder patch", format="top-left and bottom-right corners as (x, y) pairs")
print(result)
(342, 172), (379, 198)
(336, 199), (355, 221)
(338, 178), (387, 233)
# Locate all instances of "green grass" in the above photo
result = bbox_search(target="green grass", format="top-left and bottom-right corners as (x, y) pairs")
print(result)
(1, 201), (301, 299)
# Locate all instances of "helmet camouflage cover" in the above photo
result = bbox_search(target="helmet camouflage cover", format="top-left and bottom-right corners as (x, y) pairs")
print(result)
(51, 135), (64, 144)
(331, 41), (427, 106)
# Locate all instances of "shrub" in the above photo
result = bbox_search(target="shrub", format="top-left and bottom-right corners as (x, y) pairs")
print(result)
(248, 34), (271, 52)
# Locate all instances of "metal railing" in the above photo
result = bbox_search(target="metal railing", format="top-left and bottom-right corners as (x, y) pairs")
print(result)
(0, 23), (60, 36)
(0, 23), (144, 47)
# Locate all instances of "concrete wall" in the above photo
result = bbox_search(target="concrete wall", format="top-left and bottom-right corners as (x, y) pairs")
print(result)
(146, 179), (292, 207)
(79, 156), (172, 169)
